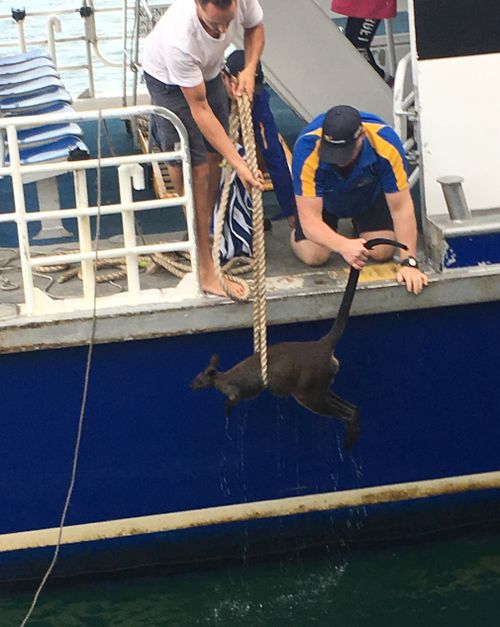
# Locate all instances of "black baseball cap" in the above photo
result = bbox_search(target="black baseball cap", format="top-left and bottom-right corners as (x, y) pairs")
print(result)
(320, 105), (363, 165)
(224, 49), (264, 94)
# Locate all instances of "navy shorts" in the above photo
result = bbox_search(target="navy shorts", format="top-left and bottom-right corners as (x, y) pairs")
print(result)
(294, 192), (394, 242)
(144, 72), (229, 166)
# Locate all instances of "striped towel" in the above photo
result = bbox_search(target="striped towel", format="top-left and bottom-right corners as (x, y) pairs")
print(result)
(214, 144), (253, 261)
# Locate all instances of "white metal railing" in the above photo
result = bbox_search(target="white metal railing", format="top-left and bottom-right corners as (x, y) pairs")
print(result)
(0, 0), (164, 100)
(0, 104), (200, 315)
(393, 51), (419, 189)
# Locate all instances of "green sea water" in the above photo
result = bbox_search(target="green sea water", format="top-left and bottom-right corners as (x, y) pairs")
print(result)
(2, 532), (500, 627)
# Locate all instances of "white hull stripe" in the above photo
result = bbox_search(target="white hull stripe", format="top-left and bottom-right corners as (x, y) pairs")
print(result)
(2, 470), (500, 553)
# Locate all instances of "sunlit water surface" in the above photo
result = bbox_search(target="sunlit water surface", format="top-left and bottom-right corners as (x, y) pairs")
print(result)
(2, 532), (500, 626)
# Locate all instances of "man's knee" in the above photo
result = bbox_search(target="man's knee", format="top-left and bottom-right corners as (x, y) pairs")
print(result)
(290, 231), (331, 266)
(192, 162), (210, 181)
(369, 245), (395, 262)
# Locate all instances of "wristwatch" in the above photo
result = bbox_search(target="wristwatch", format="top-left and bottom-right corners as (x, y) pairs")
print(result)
(400, 256), (419, 269)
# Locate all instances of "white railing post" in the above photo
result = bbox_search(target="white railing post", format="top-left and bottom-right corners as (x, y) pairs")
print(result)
(81, 1), (97, 98)
(118, 163), (144, 296)
(47, 15), (61, 67)
(180, 134), (200, 296)
(384, 18), (397, 78)
(393, 52), (411, 141)
(6, 124), (35, 313)
(33, 177), (73, 240)
(73, 169), (96, 303)
(393, 52), (419, 190)
(15, 18), (27, 53)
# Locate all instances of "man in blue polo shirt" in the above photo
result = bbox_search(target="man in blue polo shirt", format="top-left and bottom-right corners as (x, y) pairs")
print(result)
(291, 105), (428, 294)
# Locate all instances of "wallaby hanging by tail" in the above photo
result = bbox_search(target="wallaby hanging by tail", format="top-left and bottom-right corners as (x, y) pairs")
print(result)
(191, 238), (408, 449)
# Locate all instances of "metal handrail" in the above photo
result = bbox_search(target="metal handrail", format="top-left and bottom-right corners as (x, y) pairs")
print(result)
(392, 51), (419, 189)
(393, 52), (414, 141)
(383, 18), (397, 78)
(0, 105), (200, 314)
(0, 2), (142, 100)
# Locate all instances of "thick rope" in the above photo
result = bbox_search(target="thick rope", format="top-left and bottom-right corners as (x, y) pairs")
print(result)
(33, 250), (143, 286)
(153, 249), (253, 280)
(211, 102), (251, 302)
(236, 92), (269, 387)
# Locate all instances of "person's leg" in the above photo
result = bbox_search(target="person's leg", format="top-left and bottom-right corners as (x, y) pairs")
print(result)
(200, 76), (247, 296)
(191, 161), (221, 293)
(252, 90), (297, 219)
(344, 17), (385, 79)
(207, 152), (222, 216)
(144, 72), (235, 296)
(204, 75), (228, 215)
(290, 210), (336, 266)
(353, 194), (396, 261)
(167, 164), (184, 196)
(359, 229), (395, 261)
(172, 158), (239, 296)
(144, 73), (187, 201)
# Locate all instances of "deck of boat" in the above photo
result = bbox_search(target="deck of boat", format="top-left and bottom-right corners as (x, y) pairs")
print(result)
(2, 204), (499, 356)
(0, 95), (499, 354)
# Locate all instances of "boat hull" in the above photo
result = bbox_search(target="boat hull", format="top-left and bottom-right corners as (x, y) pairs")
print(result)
(1, 299), (499, 582)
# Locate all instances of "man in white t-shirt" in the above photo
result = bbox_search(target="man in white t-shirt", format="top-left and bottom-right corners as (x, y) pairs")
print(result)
(142, 0), (265, 297)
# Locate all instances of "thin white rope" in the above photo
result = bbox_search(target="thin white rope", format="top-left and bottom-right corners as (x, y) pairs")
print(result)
(19, 111), (104, 627)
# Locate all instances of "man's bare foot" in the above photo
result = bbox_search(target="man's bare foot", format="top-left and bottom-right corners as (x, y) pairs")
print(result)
(201, 274), (247, 299)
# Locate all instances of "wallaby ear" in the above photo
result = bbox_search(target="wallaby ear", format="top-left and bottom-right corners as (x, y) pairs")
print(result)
(209, 354), (219, 369)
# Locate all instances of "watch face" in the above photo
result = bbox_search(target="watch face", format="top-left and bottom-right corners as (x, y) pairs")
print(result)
(402, 257), (418, 268)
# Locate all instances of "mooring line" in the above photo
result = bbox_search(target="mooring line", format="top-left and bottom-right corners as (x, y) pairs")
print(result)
(19, 111), (104, 627)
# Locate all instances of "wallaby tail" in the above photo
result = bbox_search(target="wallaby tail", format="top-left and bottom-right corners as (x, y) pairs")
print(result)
(325, 238), (408, 348)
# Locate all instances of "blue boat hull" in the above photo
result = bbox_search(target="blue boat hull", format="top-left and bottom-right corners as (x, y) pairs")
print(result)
(1, 300), (500, 581)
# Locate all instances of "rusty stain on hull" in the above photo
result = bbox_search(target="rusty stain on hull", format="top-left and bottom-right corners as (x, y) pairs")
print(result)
(2, 470), (500, 552)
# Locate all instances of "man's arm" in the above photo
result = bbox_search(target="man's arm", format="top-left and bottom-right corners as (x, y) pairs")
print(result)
(235, 22), (265, 98)
(181, 82), (262, 189)
(297, 195), (369, 270)
(386, 187), (429, 294)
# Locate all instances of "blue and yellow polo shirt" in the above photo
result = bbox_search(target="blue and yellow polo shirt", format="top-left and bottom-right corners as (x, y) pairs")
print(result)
(292, 111), (409, 218)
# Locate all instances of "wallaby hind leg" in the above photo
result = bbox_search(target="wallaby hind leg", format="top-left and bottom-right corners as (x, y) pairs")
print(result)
(294, 391), (359, 449)
(327, 391), (359, 449)
(328, 390), (359, 449)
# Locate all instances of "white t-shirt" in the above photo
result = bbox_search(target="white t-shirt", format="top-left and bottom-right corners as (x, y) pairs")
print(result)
(142, 0), (263, 87)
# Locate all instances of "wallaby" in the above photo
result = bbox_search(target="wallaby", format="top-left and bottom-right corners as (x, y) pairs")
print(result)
(191, 238), (408, 449)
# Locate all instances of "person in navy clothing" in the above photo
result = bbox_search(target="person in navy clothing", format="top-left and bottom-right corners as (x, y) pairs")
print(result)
(291, 105), (428, 294)
(223, 49), (297, 227)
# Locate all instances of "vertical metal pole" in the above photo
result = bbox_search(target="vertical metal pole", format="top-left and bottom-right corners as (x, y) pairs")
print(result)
(122, 0), (128, 108)
(118, 164), (143, 295)
(132, 0), (141, 107)
(33, 177), (73, 240)
(6, 125), (35, 312)
(47, 15), (61, 68)
(82, 1), (96, 98)
(73, 169), (96, 303)
(179, 128), (201, 296)
(16, 21), (27, 53)
(384, 18), (397, 78)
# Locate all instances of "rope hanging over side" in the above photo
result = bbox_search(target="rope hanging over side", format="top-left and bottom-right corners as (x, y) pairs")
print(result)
(237, 92), (269, 388)
(212, 94), (269, 385)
